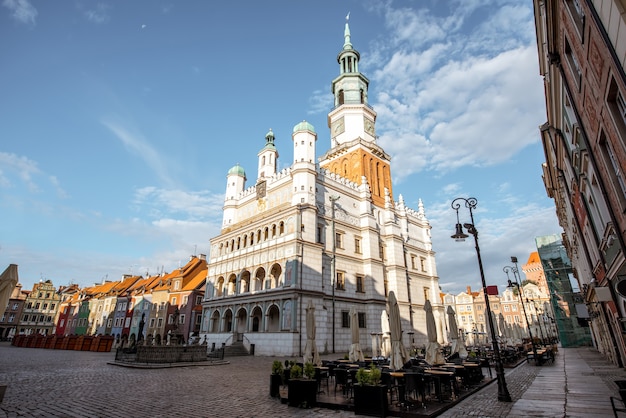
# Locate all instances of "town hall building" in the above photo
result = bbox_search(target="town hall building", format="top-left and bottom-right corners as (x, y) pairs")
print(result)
(199, 18), (444, 356)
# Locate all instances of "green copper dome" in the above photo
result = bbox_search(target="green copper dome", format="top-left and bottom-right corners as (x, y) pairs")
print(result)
(293, 120), (316, 133)
(227, 163), (246, 177)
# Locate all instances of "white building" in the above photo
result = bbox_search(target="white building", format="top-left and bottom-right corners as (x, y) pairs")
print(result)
(200, 18), (443, 357)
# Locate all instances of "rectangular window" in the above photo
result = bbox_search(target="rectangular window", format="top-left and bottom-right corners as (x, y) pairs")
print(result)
(341, 311), (349, 328)
(335, 232), (343, 249)
(168, 314), (174, 324)
(124, 317), (131, 328)
(12, 303), (18, 310)
(107, 318), (113, 327)
(179, 314), (185, 325)
(423, 287), (430, 301)
(512, 305), (518, 312)
(336, 272), (345, 291)
(410, 255), (417, 269)
(358, 312), (366, 328)
(565, 0), (585, 39)
(157, 318), (163, 327)
(354, 237), (361, 254)
(564, 38), (582, 89)
(149, 318), (156, 328)
(356, 275), (364, 293)
(317, 224), (324, 243)
(8, 314), (14, 322)
(23, 314), (29, 321)
(196, 314), (202, 325)
(196, 295), (202, 305)
(599, 131), (626, 210)
(420, 257), (427, 272)
(504, 305), (510, 312)
(172, 297), (177, 305)
(50, 303), (55, 310)
(183, 296), (188, 305)
(35, 303), (40, 309)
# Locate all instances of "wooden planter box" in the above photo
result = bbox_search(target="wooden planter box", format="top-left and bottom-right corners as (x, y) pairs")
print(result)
(287, 379), (317, 408)
(354, 384), (388, 417)
(270, 374), (282, 398)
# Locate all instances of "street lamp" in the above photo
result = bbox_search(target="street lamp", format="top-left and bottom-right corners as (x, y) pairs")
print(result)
(503, 258), (538, 363)
(451, 197), (511, 402)
(329, 195), (340, 354)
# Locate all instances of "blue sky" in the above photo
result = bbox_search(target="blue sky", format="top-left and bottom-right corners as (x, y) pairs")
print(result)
(1, 0), (561, 296)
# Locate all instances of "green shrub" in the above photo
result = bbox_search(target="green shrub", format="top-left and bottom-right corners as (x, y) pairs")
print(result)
(303, 362), (315, 379)
(272, 360), (283, 375)
(290, 364), (303, 379)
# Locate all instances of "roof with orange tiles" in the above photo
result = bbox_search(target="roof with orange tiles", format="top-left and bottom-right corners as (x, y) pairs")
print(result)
(526, 251), (541, 264)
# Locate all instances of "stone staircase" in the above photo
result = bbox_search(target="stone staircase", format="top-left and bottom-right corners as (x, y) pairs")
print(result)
(223, 341), (250, 357)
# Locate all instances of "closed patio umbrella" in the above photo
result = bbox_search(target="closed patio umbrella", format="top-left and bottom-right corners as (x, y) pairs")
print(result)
(388, 291), (408, 370)
(0, 264), (18, 317)
(380, 310), (391, 358)
(349, 306), (364, 362)
(447, 305), (467, 358)
(498, 313), (508, 346)
(303, 300), (320, 365)
(425, 299), (445, 365)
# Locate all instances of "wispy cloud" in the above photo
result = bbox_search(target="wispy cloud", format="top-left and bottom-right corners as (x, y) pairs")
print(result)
(2, 0), (37, 25)
(0, 152), (66, 197)
(101, 119), (174, 187)
(84, 3), (110, 24)
(358, 1), (544, 181)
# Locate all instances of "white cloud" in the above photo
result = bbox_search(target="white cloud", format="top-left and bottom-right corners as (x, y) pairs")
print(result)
(101, 119), (174, 187)
(2, 0), (37, 25)
(0, 152), (67, 197)
(84, 3), (110, 24)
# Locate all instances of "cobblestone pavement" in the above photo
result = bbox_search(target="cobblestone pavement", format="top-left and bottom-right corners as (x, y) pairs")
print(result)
(438, 361), (541, 418)
(1, 343), (625, 417)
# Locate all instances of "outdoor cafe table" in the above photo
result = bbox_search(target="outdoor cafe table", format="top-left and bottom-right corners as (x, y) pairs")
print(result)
(389, 371), (407, 406)
(425, 369), (455, 402)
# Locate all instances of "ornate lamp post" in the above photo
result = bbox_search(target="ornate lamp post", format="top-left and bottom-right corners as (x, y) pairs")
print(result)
(329, 195), (340, 354)
(451, 197), (511, 402)
(503, 257), (538, 363)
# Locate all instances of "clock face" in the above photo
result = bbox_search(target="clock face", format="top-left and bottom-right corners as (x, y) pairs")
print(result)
(332, 117), (345, 136)
(364, 118), (375, 135)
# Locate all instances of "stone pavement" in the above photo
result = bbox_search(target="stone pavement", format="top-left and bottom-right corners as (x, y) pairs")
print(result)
(0, 342), (625, 417)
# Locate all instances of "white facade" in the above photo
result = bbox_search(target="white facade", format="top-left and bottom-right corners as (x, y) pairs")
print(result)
(200, 19), (443, 357)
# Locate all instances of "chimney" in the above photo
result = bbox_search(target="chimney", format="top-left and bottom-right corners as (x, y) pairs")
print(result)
(198, 254), (206, 260)
(466, 285), (472, 294)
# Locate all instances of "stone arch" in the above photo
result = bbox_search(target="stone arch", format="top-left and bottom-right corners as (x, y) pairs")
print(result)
(254, 267), (266, 291)
(215, 277), (225, 297)
(250, 306), (262, 332)
(279, 221), (285, 235)
(269, 263), (282, 289)
(266, 304), (280, 332)
(227, 273), (237, 296)
(209, 309), (220, 333)
(239, 270), (251, 293)
(223, 309), (233, 333)
(235, 307), (247, 334)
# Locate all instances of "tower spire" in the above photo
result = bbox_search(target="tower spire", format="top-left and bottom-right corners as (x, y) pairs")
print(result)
(344, 12), (352, 50)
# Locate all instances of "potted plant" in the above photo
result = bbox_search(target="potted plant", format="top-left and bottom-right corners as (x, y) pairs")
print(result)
(270, 360), (283, 398)
(354, 364), (387, 417)
(287, 363), (317, 408)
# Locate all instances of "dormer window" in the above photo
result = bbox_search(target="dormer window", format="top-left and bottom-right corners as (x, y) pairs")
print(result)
(174, 281), (180, 291)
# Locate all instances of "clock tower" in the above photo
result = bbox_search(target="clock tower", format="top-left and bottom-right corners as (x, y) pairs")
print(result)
(321, 15), (392, 208)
